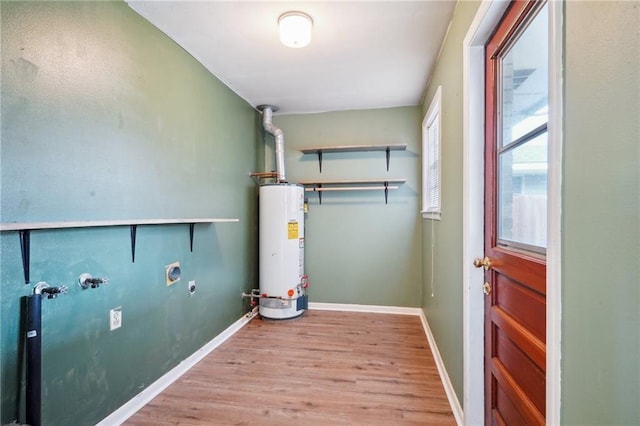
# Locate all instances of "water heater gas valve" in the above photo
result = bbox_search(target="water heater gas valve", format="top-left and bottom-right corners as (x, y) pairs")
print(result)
(300, 275), (309, 289)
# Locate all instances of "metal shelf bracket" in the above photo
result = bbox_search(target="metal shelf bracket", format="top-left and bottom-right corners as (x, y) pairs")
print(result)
(19, 230), (31, 284)
(189, 223), (195, 252)
(386, 147), (391, 171)
(384, 181), (389, 204)
(130, 225), (137, 263)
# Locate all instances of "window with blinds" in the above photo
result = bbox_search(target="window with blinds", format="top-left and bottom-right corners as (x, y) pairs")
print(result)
(422, 86), (442, 220)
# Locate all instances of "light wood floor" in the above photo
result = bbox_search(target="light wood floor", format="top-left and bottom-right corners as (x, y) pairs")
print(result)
(126, 310), (455, 425)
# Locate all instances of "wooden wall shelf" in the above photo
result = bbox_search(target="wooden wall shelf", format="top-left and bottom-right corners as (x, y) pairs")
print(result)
(299, 179), (406, 204)
(299, 144), (407, 172)
(0, 218), (239, 232)
(0, 218), (239, 284)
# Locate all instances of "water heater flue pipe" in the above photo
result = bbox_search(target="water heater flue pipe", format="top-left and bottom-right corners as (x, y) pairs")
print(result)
(257, 105), (286, 183)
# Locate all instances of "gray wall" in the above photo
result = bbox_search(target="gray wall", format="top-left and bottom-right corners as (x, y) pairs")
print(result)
(421, 0), (640, 423)
(273, 108), (423, 307)
(1, 2), (259, 424)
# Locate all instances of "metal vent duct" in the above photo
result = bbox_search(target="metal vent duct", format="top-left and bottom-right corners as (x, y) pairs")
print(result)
(257, 105), (286, 183)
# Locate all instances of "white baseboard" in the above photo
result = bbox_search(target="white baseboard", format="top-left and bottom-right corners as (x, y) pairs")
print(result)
(418, 309), (464, 426)
(309, 302), (422, 316)
(96, 307), (258, 426)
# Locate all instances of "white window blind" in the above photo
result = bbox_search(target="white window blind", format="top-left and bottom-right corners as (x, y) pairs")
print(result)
(422, 86), (442, 220)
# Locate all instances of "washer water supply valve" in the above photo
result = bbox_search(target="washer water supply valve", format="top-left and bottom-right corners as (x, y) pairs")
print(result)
(34, 281), (68, 299)
(78, 273), (109, 289)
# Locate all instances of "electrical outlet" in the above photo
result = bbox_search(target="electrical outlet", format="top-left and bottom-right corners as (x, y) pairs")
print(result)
(110, 307), (122, 331)
(188, 280), (196, 295)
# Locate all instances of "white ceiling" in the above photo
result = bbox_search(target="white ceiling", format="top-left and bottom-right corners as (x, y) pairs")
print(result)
(126, 1), (457, 115)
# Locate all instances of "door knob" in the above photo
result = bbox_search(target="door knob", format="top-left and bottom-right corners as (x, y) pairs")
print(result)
(473, 256), (493, 270)
(482, 282), (492, 296)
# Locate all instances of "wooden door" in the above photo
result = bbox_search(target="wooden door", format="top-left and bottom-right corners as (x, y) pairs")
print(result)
(482, 1), (548, 424)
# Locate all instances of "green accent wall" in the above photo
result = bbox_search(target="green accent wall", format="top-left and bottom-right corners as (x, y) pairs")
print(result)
(420, 1), (481, 405)
(563, 1), (639, 424)
(1, 2), (259, 424)
(2, 1), (638, 425)
(273, 108), (422, 307)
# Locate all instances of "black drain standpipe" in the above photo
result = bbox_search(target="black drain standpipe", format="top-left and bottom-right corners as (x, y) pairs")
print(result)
(25, 290), (42, 426)
(25, 282), (67, 426)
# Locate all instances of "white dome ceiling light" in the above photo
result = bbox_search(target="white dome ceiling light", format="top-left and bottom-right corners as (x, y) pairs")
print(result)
(278, 11), (313, 48)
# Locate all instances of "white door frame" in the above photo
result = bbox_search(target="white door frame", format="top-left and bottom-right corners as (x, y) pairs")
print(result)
(462, 1), (563, 424)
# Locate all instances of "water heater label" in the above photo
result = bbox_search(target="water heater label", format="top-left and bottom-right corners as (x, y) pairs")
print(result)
(288, 221), (299, 239)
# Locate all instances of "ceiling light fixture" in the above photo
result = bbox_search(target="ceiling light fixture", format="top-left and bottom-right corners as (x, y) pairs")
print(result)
(278, 11), (313, 48)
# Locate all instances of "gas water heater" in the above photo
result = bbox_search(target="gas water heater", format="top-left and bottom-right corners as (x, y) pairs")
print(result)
(259, 183), (307, 319)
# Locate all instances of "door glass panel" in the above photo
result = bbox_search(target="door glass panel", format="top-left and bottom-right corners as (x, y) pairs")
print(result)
(498, 132), (547, 249)
(498, 3), (548, 252)
(500, 4), (548, 147)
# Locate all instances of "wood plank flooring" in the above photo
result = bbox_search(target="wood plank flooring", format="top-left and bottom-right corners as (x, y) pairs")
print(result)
(126, 310), (455, 425)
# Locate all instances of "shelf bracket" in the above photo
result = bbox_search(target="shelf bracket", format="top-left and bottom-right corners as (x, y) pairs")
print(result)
(384, 181), (389, 204)
(19, 230), (31, 284)
(386, 147), (391, 171)
(189, 223), (195, 252)
(130, 225), (137, 263)
(317, 150), (323, 173)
